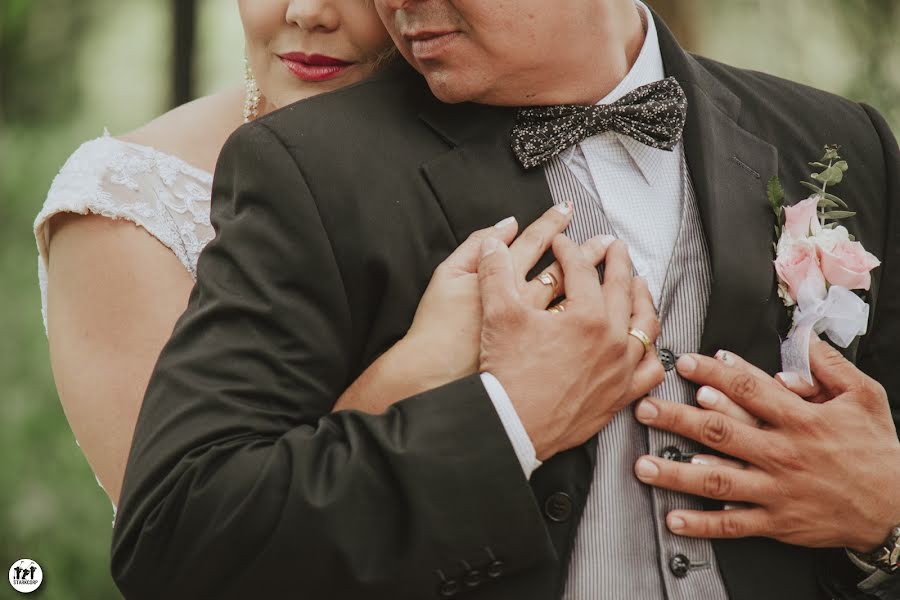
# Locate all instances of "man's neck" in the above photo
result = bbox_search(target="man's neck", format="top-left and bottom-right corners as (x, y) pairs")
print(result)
(502, 2), (646, 106)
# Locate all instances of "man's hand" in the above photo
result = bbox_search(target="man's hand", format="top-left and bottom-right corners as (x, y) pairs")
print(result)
(477, 234), (664, 461)
(631, 335), (900, 552)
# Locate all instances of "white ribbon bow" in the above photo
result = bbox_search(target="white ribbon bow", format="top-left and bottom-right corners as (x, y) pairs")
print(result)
(780, 281), (869, 384)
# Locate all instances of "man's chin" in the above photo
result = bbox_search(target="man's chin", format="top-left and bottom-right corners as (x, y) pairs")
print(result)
(421, 71), (481, 105)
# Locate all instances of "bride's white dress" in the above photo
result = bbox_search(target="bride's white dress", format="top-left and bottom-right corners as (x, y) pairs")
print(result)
(33, 130), (216, 521)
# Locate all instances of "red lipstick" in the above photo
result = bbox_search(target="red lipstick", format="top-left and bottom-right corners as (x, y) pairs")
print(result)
(279, 52), (354, 82)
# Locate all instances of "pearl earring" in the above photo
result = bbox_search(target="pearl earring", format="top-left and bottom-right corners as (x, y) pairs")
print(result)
(243, 55), (261, 123)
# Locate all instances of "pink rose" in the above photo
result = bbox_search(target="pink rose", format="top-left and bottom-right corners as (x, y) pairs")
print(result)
(817, 240), (881, 290)
(775, 241), (826, 302)
(783, 196), (820, 238)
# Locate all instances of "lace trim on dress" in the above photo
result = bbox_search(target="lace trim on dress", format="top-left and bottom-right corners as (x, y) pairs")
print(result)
(34, 130), (216, 334)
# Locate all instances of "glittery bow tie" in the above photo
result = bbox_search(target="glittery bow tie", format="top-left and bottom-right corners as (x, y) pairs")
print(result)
(510, 77), (688, 169)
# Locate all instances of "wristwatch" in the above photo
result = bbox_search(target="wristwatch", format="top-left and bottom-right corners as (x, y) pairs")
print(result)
(848, 525), (900, 575)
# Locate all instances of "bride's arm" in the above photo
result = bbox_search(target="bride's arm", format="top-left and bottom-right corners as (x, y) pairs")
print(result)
(45, 213), (196, 506)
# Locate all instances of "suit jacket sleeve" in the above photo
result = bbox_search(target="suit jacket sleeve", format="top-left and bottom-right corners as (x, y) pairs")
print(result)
(109, 121), (554, 600)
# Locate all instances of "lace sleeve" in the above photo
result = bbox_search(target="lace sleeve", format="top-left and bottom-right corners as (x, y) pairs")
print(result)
(34, 133), (215, 333)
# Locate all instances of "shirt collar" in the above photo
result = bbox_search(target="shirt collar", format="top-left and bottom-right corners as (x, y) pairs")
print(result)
(562, 1), (667, 182)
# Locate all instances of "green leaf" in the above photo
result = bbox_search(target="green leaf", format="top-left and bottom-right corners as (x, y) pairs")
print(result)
(811, 165), (844, 186)
(848, 234), (856, 241)
(822, 146), (840, 162)
(808, 162), (829, 169)
(834, 160), (849, 172)
(820, 192), (848, 209)
(822, 222), (838, 229)
(822, 210), (857, 220)
(817, 197), (839, 209)
(767, 176), (785, 210)
(800, 181), (826, 195)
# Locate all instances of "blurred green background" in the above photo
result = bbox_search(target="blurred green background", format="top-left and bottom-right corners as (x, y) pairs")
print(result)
(1, 1), (898, 598)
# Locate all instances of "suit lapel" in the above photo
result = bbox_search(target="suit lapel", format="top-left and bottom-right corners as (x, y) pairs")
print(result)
(418, 101), (554, 245)
(655, 17), (779, 362)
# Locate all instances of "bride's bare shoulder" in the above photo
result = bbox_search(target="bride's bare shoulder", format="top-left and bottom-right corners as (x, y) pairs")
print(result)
(118, 85), (244, 173)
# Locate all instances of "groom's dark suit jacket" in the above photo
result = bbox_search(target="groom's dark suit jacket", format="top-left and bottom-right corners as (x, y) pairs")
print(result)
(111, 14), (899, 600)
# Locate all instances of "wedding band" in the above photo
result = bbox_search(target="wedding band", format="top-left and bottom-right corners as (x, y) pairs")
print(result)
(628, 327), (653, 354)
(537, 271), (559, 295)
(547, 303), (566, 314)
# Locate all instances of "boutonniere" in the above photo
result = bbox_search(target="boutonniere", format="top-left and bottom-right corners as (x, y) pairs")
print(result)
(766, 145), (881, 383)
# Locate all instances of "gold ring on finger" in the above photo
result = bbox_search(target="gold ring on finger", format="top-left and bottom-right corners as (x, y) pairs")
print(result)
(537, 271), (559, 294)
(547, 302), (566, 314)
(628, 327), (653, 355)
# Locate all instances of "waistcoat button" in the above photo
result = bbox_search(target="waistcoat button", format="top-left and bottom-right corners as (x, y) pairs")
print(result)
(659, 445), (684, 462)
(658, 348), (677, 371)
(669, 554), (691, 578)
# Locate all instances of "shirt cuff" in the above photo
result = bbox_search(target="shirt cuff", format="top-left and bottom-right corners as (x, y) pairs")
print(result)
(480, 372), (542, 479)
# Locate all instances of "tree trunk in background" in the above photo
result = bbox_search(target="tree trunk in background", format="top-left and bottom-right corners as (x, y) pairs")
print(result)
(645, 0), (698, 51)
(171, 0), (198, 108)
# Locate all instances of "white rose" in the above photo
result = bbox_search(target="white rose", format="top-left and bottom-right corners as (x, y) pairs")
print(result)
(776, 229), (816, 257)
(811, 225), (851, 252)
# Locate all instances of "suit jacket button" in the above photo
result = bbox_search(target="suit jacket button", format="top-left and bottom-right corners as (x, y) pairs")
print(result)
(438, 580), (460, 598)
(669, 554), (691, 578)
(463, 569), (482, 588)
(658, 348), (677, 371)
(659, 446), (683, 462)
(544, 491), (573, 523)
(486, 560), (504, 579)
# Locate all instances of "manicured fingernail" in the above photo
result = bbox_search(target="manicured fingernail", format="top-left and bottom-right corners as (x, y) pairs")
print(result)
(716, 350), (735, 365)
(481, 237), (500, 258)
(668, 515), (686, 531)
(636, 458), (659, 479)
(677, 354), (697, 374)
(494, 216), (516, 229)
(599, 234), (616, 246)
(696, 386), (718, 408)
(635, 400), (658, 421)
(691, 456), (711, 466)
(554, 201), (573, 215)
(776, 372), (800, 387)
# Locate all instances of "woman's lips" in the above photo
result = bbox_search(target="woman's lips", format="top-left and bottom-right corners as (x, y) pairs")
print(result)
(279, 52), (354, 82)
(405, 31), (462, 60)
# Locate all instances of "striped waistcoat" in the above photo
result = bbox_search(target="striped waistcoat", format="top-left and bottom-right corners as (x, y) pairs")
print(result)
(542, 156), (731, 600)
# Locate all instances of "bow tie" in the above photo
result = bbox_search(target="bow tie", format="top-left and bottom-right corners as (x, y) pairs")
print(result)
(510, 77), (688, 169)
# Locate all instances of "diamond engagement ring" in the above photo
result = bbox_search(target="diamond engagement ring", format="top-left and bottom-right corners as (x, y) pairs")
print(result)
(537, 272), (559, 295)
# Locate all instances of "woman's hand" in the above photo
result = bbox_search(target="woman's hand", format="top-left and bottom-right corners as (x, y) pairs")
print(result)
(334, 202), (613, 413)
